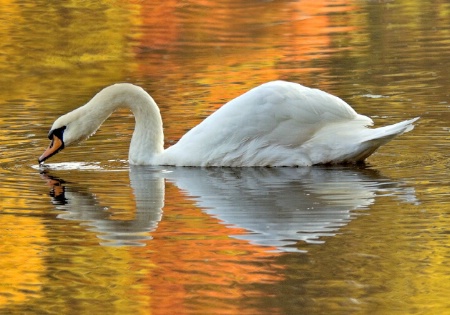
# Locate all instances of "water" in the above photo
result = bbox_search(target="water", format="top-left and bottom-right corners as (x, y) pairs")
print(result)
(1, 0), (450, 314)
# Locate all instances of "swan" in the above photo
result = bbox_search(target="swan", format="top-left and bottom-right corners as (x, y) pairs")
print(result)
(38, 81), (419, 166)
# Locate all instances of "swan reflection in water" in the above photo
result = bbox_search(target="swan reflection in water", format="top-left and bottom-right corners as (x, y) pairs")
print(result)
(41, 165), (418, 251)
(42, 167), (164, 246)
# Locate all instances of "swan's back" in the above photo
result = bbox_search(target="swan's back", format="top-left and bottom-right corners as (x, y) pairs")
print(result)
(158, 80), (407, 166)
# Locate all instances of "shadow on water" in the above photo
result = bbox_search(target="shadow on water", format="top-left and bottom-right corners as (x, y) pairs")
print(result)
(39, 165), (418, 252)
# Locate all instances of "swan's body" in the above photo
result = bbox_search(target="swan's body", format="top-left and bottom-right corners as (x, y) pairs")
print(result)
(39, 81), (418, 166)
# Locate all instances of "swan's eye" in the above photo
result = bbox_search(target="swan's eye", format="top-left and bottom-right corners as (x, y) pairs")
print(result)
(48, 126), (67, 140)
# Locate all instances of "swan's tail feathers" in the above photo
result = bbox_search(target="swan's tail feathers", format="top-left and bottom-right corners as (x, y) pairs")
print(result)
(356, 117), (419, 159)
(346, 117), (419, 163)
(363, 117), (419, 144)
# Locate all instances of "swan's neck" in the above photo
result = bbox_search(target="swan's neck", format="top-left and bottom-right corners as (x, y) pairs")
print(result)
(78, 84), (164, 164)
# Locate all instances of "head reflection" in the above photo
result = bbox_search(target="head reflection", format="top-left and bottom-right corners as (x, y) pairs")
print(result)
(41, 170), (163, 246)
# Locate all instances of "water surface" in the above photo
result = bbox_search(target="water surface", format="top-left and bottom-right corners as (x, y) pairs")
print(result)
(1, 0), (450, 314)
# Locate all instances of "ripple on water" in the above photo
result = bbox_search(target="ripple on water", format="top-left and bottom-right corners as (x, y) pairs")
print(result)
(30, 160), (130, 171)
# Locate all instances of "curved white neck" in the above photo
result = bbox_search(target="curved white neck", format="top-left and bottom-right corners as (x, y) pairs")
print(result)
(124, 86), (164, 164)
(65, 84), (164, 164)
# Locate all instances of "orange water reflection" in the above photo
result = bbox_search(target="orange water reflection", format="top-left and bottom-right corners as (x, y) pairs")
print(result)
(133, 0), (357, 141)
(135, 184), (283, 315)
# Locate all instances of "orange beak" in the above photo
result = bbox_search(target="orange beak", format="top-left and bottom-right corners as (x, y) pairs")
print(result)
(38, 133), (64, 164)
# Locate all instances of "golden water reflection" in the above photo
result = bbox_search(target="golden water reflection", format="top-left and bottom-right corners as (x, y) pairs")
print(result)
(1, 165), (421, 314)
(1, 0), (450, 314)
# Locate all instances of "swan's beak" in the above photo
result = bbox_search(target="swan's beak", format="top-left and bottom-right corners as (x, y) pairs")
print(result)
(38, 133), (65, 164)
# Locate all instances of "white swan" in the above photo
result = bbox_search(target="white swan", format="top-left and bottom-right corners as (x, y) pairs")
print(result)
(38, 81), (419, 166)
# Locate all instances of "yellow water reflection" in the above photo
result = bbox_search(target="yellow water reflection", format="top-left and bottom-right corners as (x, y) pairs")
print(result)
(0, 215), (46, 305)
(1, 0), (450, 314)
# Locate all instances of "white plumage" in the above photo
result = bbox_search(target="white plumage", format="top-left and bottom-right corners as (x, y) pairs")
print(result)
(38, 80), (418, 166)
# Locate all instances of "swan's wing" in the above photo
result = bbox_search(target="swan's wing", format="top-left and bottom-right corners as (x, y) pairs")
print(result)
(183, 81), (372, 144)
(161, 81), (372, 166)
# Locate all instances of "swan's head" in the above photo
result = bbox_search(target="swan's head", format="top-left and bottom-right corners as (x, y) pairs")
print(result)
(38, 104), (102, 164)
(38, 83), (162, 164)
(38, 125), (66, 164)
